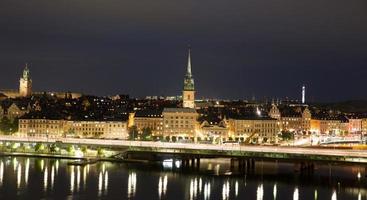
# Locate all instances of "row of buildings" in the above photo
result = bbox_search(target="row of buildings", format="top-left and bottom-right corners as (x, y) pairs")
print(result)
(3, 49), (367, 143)
(18, 119), (127, 139)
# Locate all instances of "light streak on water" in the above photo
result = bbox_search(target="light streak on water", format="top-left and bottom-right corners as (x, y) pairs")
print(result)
(222, 181), (230, 200)
(273, 184), (277, 200)
(98, 171), (103, 196)
(104, 171), (108, 193)
(204, 182), (211, 200)
(128, 172), (137, 199)
(293, 187), (299, 200)
(70, 166), (75, 193)
(25, 158), (29, 185)
(17, 164), (22, 189)
(51, 165), (55, 189)
(331, 190), (337, 200)
(235, 181), (239, 197)
(257, 184), (264, 200)
(76, 166), (81, 192)
(158, 175), (168, 199)
(44, 166), (48, 191)
(0, 161), (3, 186)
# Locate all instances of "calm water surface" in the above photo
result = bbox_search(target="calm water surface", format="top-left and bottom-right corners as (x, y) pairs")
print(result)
(0, 156), (366, 200)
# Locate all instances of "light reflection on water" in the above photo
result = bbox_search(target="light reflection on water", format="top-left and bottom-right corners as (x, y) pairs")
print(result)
(0, 157), (365, 200)
(70, 166), (75, 193)
(293, 187), (299, 200)
(158, 175), (167, 199)
(25, 158), (29, 185)
(128, 171), (137, 199)
(17, 163), (22, 188)
(44, 166), (48, 191)
(257, 184), (264, 200)
(0, 161), (3, 186)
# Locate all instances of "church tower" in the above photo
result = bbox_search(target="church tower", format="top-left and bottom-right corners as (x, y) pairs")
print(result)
(19, 63), (32, 97)
(182, 48), (195, 108)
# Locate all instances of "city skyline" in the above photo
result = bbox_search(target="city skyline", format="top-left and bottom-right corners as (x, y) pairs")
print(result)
(2, 60), (309, 103)
(0, 0), (366, 102)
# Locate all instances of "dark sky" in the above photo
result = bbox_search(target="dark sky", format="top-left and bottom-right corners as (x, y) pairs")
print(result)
(0, 0), (366, 102)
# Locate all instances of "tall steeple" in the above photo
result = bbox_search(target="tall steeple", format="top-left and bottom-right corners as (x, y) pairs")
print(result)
(19, 63), (32, 97)
(183, 47), (195, 91)
(22, 63), (31, 80)
(183, 47), (195, 108)
(187, 48), (192, 76)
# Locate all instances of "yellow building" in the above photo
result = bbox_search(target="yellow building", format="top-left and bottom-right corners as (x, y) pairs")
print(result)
(130, 110), (164, 137)
(278, 106), (311, 132)
(64, 121), (127, 139)
(199, 120), (229, 141)
(227, 116), (279, 143)
(362, 118), (367, 134)
(18, 119), (65, 138)
(310, 117), (342, 135)
(18, 119), (128, 139)
(162, 108), (198, 139)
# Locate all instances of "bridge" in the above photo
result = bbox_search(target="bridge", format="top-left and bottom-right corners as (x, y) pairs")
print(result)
(319, 136), (365, 145)
(0, 136), (367, 166)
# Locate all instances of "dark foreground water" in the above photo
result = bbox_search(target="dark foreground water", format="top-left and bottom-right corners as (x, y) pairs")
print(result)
(0, 156), (366, 200)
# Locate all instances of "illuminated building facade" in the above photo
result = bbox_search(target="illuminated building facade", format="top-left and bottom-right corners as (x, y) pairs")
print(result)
(18, 119), (128, 139)
(18, 119), (65, 138)
(130, 110), (164, 137)
(227, 116), (279, 143)
(162, 108), (198, 139)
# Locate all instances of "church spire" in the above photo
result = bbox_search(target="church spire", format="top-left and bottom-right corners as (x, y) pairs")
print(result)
(187, 47), (192, 76)
(23, 63), (31, 80)
(183, 46), (194, 91)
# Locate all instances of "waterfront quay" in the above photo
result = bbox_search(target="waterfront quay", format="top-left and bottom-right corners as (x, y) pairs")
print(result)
(0, 136), (367, 167)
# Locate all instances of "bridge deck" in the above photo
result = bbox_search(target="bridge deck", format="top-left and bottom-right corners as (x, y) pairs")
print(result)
(0, 136), (367, 164)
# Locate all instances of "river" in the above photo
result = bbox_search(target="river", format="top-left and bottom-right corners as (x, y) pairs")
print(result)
(0, 156), (365, 200)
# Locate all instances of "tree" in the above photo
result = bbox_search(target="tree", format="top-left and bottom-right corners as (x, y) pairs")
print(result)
(35, 143), (45, 152)
(141, 127), (152, 141)
(128, 126), (138, 140)
(0, 117), (18, 135)
(67, 145), (75, 154)
(97, 147), (105, 157)
(81, 146), (88, 154)
(279, 131), (294, 141)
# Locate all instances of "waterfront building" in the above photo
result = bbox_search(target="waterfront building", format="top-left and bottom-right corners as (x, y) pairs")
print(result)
(18, 119), (65, 138)
(278, 106), (311, 133)
(162, 108), (198, 140)
(18, 119), (128, 139)
(130, 109), (164, 137)
(64, 120), (127, 139)
(199, 120), (229, 141)
(346, 116), (362, 134)
(182, 48), (195, 109)
(362, 118), (367, 134)
(310, 117), (342, 135)
(227, 115), (279, 143)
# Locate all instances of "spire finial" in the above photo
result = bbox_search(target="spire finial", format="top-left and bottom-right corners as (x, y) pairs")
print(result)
(187, 46), (192, 76)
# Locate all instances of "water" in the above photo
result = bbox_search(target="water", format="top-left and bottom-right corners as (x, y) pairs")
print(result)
(0, 156), (366, 200)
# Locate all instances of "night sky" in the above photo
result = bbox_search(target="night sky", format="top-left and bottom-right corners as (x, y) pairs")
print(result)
(0, 0), (366, 102)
